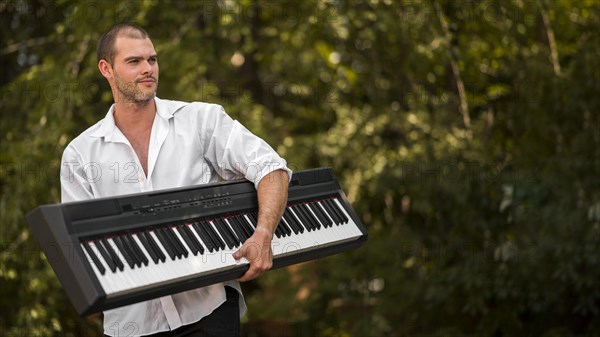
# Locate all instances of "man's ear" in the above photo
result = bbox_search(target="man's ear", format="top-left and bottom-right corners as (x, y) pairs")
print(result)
(98, 59), (113, 79)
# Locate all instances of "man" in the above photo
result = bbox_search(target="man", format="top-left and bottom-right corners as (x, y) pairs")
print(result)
(60, 23), (291, 337)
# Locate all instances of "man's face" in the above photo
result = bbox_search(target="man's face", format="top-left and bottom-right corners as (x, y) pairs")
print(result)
(110, 36), (159, 104)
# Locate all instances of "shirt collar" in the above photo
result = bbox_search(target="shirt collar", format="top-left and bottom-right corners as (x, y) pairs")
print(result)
(155, 96), (179, 120)
(89, 97), (182, 140)
(89, 104), (118, 140)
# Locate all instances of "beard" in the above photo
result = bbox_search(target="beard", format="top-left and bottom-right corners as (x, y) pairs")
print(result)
(114, 74), (157, 105)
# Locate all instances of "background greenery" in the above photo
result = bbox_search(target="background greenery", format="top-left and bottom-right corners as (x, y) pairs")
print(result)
(1, 0), (599, 336)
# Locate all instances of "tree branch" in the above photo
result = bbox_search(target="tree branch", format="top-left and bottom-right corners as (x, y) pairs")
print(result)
(434, 2), (472, 140)
(0, 37), (50, 56)
(539, 0), (561, 76)
(69, 35), (91, 78)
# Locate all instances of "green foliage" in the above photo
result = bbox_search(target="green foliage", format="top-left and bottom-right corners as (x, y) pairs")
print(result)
(2, 0), (600, 336)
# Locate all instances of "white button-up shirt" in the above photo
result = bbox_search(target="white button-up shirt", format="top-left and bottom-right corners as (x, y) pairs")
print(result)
(60, 97), (291, 336)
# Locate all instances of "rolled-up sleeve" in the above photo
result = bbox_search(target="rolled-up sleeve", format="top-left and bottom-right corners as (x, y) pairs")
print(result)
(201, 105), (292, 188)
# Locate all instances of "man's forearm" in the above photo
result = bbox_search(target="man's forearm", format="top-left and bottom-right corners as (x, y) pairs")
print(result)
(255, 169), (289, 236)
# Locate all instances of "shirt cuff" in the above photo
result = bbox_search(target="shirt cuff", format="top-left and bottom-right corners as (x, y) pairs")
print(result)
(251, 162), (292, 190)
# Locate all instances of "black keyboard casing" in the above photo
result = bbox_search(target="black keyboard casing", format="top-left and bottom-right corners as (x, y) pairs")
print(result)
(27, 168), (367, 315)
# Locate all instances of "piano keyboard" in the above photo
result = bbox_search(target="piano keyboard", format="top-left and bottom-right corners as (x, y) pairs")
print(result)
(82, 198), (362, 297)
(26, 168), (367, 315)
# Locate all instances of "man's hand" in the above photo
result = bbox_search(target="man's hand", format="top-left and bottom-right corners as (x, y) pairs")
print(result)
(233, 226), (273, 282)
(233, 169), (289, 282)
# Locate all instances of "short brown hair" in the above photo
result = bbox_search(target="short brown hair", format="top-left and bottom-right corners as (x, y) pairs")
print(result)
(96, 23), (149, 64)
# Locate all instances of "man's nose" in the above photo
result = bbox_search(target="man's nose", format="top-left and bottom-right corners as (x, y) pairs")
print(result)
(141, 60), (153, 75)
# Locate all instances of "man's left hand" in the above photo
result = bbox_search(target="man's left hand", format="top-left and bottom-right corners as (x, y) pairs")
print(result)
(233, 226), (273, 282)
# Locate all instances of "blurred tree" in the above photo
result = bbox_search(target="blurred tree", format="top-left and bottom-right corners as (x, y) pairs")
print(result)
(1, 0), (599, 336)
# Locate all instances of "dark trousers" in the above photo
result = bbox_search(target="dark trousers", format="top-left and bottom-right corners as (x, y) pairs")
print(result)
(105, 287), (240, 337)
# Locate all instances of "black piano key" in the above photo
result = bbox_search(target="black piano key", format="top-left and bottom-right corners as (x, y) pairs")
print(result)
(122, 235), (144, 267)
(223, 217), (242, 242)
(299, 203), (321, 230)
(247, 212), (258, 228)
(126, 234), (148, 266)
(222, 218), (241, 246)
(144, 231), (166, 262)
(220, 218), (241, 247)
(169, 227), (190, 258)
(283, 217), (293, 235)
(277, 214), (290, 236)
(182, 224), (205, 255)
(309, 201), (332, 227)
(206, 221), (228, 249)
(283, 209), (302, 233)
(121, 235), (143, 267)
(254, 210), (282, 238)
(327, 198), (348, 224)
(155, 229), (177, 260)
(192, 222), (216, 252)
(282, 213), (300, 235)
(201, 220), (226, 250)
(94, 239), (117, 273)
(335, 199), (349, 223)
(103, 238), (125, 271)
(101, 238), (124, 271)
(321, 199), (342, 225)
(249, 211), (281, 236)
(303, 203), (322, 230)
(283, 208), (304, 233)
(226, 217), (248, 243)
(232, 214), (254, 240)
(239, 214), (254, 236)
(273, 220), (284, 238)
(82, 241), (106, 275)
(171, 226), (193, 257)
(114, 236), (136, 269)
(204, 220), (226, 250)
(231, 216), (250, 241)
(166, 227), (189, 258)
(272, 211), (291, 236)
(278, 218), (292, 236)
(238, 215), (254, 240)
(177, 225), (196, 255)
(247, 212), (263, 235)
(138, 232), (161, 264)
(295, 204), (315, 231)
(292, 204), (313, 231)
(123, 235), (143, 267)
(214, 219), (237, 249)
(178, 225), (200, 256)
(160, 228), (180, 258)
(325, 198), (344, 224)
